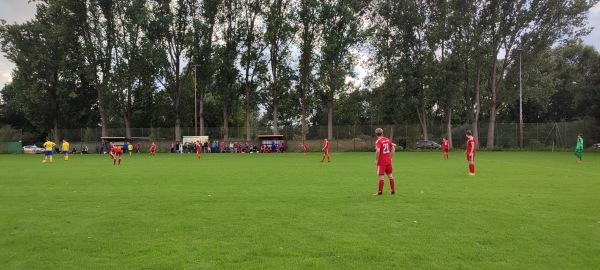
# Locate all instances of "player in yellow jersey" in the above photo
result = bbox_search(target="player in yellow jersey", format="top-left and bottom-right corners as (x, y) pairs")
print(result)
(128, 142), (133, 155)
(62, 139), (70, 161)
(43, 139), (56, 163)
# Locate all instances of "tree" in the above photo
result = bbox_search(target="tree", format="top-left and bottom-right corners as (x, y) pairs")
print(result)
(318, 0), (368, 140)
(239, 0), (267, 141)
(113, 0), (157, 139)
(0, 2), (82, 142)
(149, 0), (193, 142)
(190, 0), (221, 136)
(214, 0), (242, 141)
(297, 0), (320, 141)
(480, 0), (597, 148)
(75, 0), (119, 137)
(264, 0), (295, 135)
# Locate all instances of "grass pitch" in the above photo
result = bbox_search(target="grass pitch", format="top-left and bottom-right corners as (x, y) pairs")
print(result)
(1, 151), (599, 269)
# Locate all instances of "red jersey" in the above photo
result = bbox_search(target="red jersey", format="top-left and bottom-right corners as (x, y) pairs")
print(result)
(150, 144), (156, 151)
(324, 141), (329, 150)
(442, 140), (449, 150)
(466, 137), (476, 154)
(303, 144), (307, 151)
(376, 137), (393, 165)
(111, 147), (123, 155)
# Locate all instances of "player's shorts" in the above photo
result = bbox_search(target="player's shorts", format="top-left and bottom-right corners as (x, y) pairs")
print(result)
(377, 164), (393, 175)
(45, 150), (53, 156)
(114, 152), (122, 157)
(466, 153), (476, 162)
(443, 148), (448, 153)
(324, 149), (329, 155)
(63, 151), (69, 155)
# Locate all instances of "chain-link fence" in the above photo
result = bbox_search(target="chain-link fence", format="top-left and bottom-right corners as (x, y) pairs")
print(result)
(44, 120), (599, 153)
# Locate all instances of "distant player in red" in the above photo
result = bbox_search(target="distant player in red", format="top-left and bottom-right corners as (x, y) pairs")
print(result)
(321, 138), (330, 162)
(442, 137), (449, 159)
(374, 128), (396, 196)
(464, 130), (476, 176)
(196, 141), (202, 160)
(149, 142), (156, 157)
(301, 143), (308, 154)
(110, 145), (123, 165)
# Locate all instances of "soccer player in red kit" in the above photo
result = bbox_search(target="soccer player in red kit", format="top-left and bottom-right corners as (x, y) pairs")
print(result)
(442, 137), (449, 159)
(196, 141), (202, 160)
(374, 128), (396, 196)
(149, 142), (156, 157)
(301, 143), (308, 154)
(110, 145), (123, 165)
(321, 138), (330, 162)
(464, 130), (476, 176)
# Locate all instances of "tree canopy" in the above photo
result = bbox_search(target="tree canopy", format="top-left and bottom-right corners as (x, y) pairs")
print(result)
(1, 0), (599, 146)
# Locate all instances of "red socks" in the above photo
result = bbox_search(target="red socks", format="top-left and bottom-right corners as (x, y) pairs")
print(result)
(118, 159), (121, 165)
(378, 180), (384, 193)
(390, 179), (395, 193)
(469, 164), (475, 174)
(113, 159), (116, 165)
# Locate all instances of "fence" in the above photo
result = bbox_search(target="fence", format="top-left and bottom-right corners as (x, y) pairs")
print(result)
(41, 120), (598, 153)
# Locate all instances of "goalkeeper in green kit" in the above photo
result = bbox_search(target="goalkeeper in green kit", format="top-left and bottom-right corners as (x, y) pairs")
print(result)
(575, 134), (583, 163)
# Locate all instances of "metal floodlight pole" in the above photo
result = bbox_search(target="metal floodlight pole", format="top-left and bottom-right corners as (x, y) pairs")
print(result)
(518, 48), (523, 149)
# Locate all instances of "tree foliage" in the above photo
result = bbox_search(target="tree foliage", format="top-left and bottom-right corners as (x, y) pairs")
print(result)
(1, 0), (599, 146)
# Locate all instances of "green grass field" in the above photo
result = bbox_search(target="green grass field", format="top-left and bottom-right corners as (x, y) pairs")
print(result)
(1, 151), (599, 269)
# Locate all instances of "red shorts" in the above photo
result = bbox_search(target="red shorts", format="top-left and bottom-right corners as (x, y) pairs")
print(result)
(466, 153), (475, 162)
(377, 164), (393, 175)
(323, 149), (329, 155)
(443, 148), (448, 153)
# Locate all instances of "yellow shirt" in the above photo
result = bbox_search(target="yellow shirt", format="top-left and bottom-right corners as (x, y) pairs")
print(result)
(128, 144), (133, 151)
(63, 142), (70, 151)
(44, 141), (55, 151)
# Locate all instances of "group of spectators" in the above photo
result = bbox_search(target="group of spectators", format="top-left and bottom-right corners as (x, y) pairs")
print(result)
(170, 142), (202, 154)
(165, 141), (288, 154)
(206, 141), (257, 153)
(259, 141), (285, 153)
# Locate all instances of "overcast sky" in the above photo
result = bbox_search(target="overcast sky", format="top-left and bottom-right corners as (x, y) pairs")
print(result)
(1, 1), (600, 88)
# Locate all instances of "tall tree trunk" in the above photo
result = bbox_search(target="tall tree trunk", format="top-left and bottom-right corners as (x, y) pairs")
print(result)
(223, 104), (229, 141)
(50, 72), (60, 143)
(199, 87), (205, 136)
(327, 94), (333, 140)
(487, 62), (498, 149)
(301, 92), (306, 141)
(98, 85), (109, 137)
(271, 42), (279, 135)
(245, 83), (251, 141)
(125, 85), (133, 139)
(445, 109), (453, 149)
(174, 94), (181, 142)
(175, 119), (181, 142)
(273, 99), (279, 135)
(473, 69), (481, 148)
(417, 106), (428, 141)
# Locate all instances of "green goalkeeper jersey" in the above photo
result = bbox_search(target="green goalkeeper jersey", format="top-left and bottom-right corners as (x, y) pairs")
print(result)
(576, 138), (583, 150)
